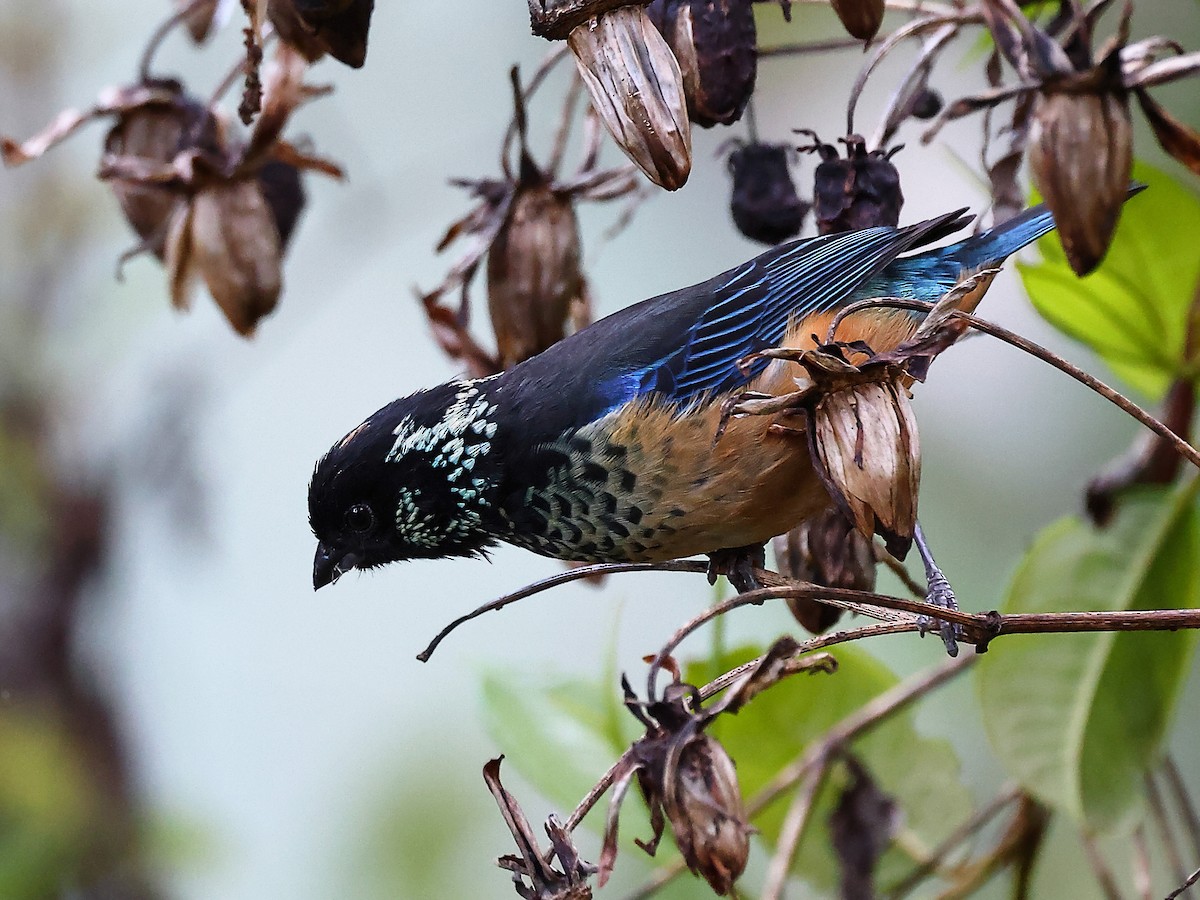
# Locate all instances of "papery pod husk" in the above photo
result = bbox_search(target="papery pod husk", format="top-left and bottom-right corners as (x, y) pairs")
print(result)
(486, 181), (584, 368)
(646, 0), (757, 128)
(567, 6), (692, 190)
(1029, 89), (1132, 275)
(830, 0), (884, 41)
(103, 84), (220, 257)
(665, 735), (750, 896)
(166, 180), (283, 336)
(728, 141), (807, 244)
(267, 0), (374, 67)
(774, 506), (875, 633)
(811, 380), (919, 559)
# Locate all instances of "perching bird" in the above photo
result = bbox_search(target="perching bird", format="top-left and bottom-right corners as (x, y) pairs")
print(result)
(310, 203), (1061, 591)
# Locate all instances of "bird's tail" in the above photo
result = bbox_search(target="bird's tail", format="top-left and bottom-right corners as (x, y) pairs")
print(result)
(941, 182), (1147, 270)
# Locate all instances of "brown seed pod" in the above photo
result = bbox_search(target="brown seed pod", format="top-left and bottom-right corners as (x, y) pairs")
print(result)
(646, 0), (757, 128)
(774, 506), (875, 633)
(267, 0), (374, 68)
(662, 734), (750, 895)
(810, 379), (920, 559)
(486, 173), (585, 369)
(727, 141), (807, 244)
(1028, 88), (1132, 276)
(830, 0), (884, 42)
(567, 5), (692, 190)
(165, 177), (284, 336)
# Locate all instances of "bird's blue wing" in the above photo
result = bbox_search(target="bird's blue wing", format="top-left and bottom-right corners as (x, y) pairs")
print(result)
(614, 224), (940, 408)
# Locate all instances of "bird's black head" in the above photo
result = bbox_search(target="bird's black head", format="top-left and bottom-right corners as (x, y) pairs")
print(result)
(308, 379), (502, 589)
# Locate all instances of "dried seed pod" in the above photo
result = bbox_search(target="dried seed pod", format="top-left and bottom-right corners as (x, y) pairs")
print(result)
(774, 506), (875, 633)
(646, 0), (757, 128)
(102, 82), (219, 258)
(810, 379), (920, 558)
(662, 734), (750, 895)
(727, 141), (807, 244)
(830, 0), (884, 42)
(165, 178), (283, 336)
(567, 6), (692, 190)
(267, 0), (374, 68)
(803, 132), (903, 234)
(486, 173), (584, 369)
(1028, 89), (1132, 275)
(909, 87), (943, 120)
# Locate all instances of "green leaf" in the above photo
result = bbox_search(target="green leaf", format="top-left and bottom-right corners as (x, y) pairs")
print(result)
(481, 671), (635, 815)
(977, 482), (1200, 832)
(687, 645), (972, 893)
(1018, 161), (1200, 398)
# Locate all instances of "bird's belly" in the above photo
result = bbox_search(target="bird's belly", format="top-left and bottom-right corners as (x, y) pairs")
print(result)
(496, 308), (921, 564)
(500, 391), (829, 564)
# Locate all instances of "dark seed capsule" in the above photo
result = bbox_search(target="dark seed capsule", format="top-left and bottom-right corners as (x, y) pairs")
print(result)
(647, 0), (757, 128)
(267, 0), (375, 68)
(806, 132), (903, 234)
(257, 159), (307, 250)
(774, 506), (876, 633)
(727, 141), (808, 244)
(910, 87), (943, 120)
(830, 0), (884, 41)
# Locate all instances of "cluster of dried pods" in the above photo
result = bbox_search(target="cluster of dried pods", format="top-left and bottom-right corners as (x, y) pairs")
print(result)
(2, 0), (374, 335)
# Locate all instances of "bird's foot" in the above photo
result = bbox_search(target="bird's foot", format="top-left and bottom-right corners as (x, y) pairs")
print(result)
(917, 568), (961, 657)
(913, 521), (961, 657)
(706, 544), (766, 596)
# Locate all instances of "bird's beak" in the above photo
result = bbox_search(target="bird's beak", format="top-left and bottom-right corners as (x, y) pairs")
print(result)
(313, 543), (360, 590)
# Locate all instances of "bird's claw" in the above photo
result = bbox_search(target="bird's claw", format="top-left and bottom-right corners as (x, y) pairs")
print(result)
(917, 570), (961, 657)
(707, 545), (766, 595)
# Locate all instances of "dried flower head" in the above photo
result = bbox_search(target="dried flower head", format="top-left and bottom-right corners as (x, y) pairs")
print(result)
(567, 5), (692, 189)
(646, 0), (757, 128)
(774, 506), (876, 633)
(924, 0), (1200, 273)
(726, 140), (808, 245)
(422, 62), (639, 375)
(797, 131), (903, 235)
(3, 44), (342, 337)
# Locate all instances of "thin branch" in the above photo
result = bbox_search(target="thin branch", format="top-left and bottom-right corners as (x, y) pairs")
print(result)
(619, 857), (688, 900)
(1167, 866), (1200, 900)
(139, 0), (211, 82)
(762, 760), (830, 900)
(1147, 771), (1190, 893)
(871, 22), (960, 150)
(1081, 832), (1126, 900)
(1164, 756), (1200, 863)
(877, 549), (929, 599)
(887, 783), (1025, 899)
(1131, 824), (1152, 900)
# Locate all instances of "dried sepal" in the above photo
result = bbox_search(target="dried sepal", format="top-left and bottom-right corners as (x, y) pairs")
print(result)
(726, 141), (808, 245)
(774, 507), (875, 633)
(1134, 88), (1200, 178)
(830, 0), (884, 42)
(647, 0), (757, 128)
(484, 758), (596, 899)
(177, 0), (234, 43)
(567, 6), (692, 190)
(1028, 87), (1131, 276)
(810, 379), (920, 559)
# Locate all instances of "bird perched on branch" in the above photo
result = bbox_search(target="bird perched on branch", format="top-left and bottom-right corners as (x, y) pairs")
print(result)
(309, 204), (1062, 597)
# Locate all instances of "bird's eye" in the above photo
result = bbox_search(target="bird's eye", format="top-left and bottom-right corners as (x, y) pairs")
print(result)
(345, 503), (375, 533)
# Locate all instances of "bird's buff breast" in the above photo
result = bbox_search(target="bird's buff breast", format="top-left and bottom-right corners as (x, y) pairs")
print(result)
(499, 309), (918, 563)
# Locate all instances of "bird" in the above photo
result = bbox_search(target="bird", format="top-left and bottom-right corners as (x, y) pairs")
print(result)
(309, 202), (1064, 592)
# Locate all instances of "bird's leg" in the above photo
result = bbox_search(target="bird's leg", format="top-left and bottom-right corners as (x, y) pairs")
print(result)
(913, 521), (961, 657)
(706, 543), (767, 595)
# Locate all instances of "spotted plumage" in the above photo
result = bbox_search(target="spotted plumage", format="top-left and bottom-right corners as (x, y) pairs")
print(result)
(309, 203), (1064, 588)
